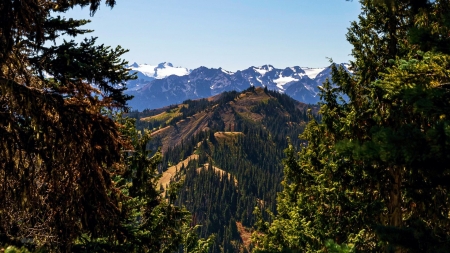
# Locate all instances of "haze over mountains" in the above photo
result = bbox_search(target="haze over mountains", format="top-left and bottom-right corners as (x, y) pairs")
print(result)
(125, 62), (346, 111)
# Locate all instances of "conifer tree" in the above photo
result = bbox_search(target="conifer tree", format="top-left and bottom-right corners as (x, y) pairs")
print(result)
(0, 1), (208, 252)
(253, 1), (450, 252)
(71, 115), (213, 252)
(1, 1), (134, 250)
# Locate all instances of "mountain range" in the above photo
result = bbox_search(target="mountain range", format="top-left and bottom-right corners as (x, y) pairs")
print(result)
(125, 62), (346, 111)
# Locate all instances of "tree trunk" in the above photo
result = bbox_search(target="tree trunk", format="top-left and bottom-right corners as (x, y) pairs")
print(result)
(387, 165), (403, 253)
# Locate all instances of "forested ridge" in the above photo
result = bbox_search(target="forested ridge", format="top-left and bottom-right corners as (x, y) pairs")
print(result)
(129, 87), (318, 252)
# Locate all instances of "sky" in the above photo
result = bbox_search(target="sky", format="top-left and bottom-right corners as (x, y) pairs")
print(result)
(62, 0), (362, 71)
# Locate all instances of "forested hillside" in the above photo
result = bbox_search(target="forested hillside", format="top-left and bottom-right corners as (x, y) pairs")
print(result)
(128, 87), (318, 252)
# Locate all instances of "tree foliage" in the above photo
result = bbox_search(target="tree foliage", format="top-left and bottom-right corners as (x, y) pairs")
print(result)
(1, 0), (133, 250)
(72, 116), (213, 253)
(0, 1), (207, 252)
(253, 1), (450, 252)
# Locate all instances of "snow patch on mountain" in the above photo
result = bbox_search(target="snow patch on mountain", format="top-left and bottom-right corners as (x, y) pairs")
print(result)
(156, 66), (189, 78)
(253, 65), (274, 76)
(220, 68), (234, 75)
(274, 75), (297, 91)
(128, 62), (190, 79)
(302, 67), (326, 79)
(303, 83), (316, 93)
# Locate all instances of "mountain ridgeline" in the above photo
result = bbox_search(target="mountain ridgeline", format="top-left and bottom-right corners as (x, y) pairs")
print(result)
(128, 87), (319, 252)
(125, 63), (344, 111)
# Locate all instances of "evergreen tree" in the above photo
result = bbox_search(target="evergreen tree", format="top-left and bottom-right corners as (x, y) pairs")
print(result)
(72, 116), (213, 252)
(1, 1), (134, 250)
(0, 1), (209, 252)
(253, 1), (450, 252)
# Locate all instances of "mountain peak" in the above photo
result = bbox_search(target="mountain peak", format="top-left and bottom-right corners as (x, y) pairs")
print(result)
(259, 64), (274, 70)
(252, 65), (275, 76)
(157, 62), (174, 68)
(129, 62), (139, 68)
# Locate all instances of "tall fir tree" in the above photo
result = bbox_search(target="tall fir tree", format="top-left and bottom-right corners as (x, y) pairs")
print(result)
(253, 1), (450, 252)
(0, 1), (209, 252)
(1, 1), (133, 250)
(72, 115), (214, 253)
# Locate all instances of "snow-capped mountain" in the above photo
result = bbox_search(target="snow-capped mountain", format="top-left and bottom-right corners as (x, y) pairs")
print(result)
(126, 62), (191, 91)
(125, 63), (345, 111)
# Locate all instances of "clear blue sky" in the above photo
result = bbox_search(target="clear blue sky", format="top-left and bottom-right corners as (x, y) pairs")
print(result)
(63, 0), (362, 71)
